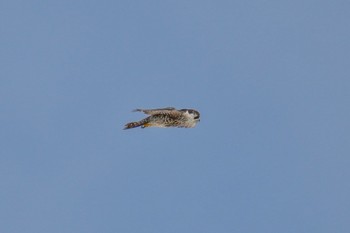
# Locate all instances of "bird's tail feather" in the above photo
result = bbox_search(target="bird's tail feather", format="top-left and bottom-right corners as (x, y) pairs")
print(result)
(123, 118), (150, 130)
(123, 121), (143, 130)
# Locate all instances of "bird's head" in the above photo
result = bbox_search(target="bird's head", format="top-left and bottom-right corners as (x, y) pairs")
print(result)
(180, 109), (200, 122)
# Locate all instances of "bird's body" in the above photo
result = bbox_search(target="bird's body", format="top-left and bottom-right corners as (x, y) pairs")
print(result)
(124, 107), (200, 129)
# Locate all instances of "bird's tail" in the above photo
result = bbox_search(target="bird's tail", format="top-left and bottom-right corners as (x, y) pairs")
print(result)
(123, 118), (150, 130)
(124, 121), (142, 130)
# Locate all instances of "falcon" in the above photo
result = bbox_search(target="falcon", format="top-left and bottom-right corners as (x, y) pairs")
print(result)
(124, 107), (200, 129)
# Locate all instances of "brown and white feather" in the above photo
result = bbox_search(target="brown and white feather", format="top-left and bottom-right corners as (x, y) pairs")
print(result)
(124, 107), (200, 130)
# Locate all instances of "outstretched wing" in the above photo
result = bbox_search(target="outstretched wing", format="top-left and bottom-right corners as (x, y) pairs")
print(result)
(133, 107), (176, 115)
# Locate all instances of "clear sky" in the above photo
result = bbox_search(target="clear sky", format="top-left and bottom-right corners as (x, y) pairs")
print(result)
(1, 1), (349, 233)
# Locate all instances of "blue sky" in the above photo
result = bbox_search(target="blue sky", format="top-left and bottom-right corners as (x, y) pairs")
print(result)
(1, 1), (349, 232)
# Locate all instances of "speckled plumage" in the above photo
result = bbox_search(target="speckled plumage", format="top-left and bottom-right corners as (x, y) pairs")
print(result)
(124, 107), (200, 129)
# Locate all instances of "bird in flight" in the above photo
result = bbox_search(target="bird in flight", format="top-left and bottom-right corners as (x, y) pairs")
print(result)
(124, 107), (200, 129)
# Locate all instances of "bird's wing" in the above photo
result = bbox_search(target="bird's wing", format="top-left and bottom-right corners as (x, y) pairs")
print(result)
(133, 107), (176, 115)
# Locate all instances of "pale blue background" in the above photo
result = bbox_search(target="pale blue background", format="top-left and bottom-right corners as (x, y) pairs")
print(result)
(1, 1), (349, 233)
